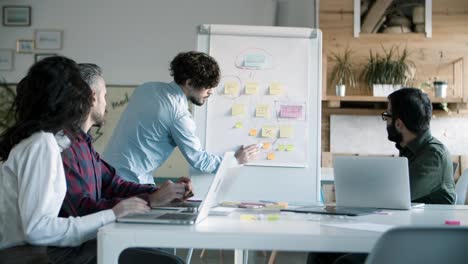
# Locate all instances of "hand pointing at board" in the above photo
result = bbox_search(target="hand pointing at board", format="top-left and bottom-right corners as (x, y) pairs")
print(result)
(234, 144), (259, 164)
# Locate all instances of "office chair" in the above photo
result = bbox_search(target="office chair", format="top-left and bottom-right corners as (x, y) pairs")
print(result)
(455, 169), (468, 205)
(365, 226), (468, 264)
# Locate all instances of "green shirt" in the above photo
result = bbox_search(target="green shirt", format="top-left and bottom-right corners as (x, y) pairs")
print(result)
(398, 130), (456, 204)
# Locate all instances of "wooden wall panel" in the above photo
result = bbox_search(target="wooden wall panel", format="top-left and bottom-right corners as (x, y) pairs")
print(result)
(319, 0), (468, 152)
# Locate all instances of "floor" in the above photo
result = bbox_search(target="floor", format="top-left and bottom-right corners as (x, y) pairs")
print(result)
(175, 249), (308, 264)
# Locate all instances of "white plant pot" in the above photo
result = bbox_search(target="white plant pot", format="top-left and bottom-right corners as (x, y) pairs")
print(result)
(336, 84), (345, 96)
(434, 81), (448, 98)
(412, 5), (425, 24)
(373, 84), (402, 97)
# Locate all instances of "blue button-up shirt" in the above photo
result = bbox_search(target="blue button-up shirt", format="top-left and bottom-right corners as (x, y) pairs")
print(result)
(103, 81), (221, 184)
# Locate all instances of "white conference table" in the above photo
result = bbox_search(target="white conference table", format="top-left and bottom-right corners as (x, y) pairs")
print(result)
(97, 205), (468, 264)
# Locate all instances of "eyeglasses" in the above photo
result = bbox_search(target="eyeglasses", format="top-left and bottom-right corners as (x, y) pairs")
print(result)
(381, 112), (394, 121)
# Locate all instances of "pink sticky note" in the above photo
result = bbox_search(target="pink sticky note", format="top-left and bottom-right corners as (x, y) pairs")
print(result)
(280, 105), (302, 118)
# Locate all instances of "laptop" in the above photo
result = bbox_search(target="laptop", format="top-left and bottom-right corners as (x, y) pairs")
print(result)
(283, 156), (411, 216)
(333, 155), (411, 210)
(117, 151), (239, 224)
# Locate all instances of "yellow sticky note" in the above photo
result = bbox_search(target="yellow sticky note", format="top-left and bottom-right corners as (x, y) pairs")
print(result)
(224, 82), (239, 96)
(266, 214), (281, 221)
(267, 152), (275, 160)
(278, 145), (286, 151)
(245, 82), (259, 95)
(261, 126), (277, 138)
(255, 104), (269, 118)
(262, 142), (271, 149)
(240, 214), (258, 221)
(269, 82), (283, 95)
(234, 121), (243, 129)
(280, 126), (294, 138)
(249, 129), (258, 136)
(286, 144), (295, 151)
(231, 104), (245, 116)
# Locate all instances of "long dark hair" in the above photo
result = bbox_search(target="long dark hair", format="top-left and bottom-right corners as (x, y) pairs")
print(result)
(0, 56), (93, 161)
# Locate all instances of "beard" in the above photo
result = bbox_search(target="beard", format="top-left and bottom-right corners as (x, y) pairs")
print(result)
(188, 95), (210, 106)
(189, 96), (204, 106)
(387, 122), (403, 143)
(91, 110), (106, 127)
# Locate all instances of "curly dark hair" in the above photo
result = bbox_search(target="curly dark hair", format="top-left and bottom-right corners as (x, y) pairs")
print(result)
(388, 87), (432, 135)
(169, 51), (220, 90)
(0, 56), (93, 161)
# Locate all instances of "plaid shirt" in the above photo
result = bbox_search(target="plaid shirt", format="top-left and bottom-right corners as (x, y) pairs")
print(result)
(59, 130), (157, 217)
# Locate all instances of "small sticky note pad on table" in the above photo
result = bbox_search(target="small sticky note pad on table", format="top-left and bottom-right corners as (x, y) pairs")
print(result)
(278, 145), (286, 151)
(245, 82), (259, 95)
(231, 104), (245, 116)
(224, 82), (239, 96)
(255, 104), (269, 118)
(261, 126), (277, 138)
(269, 82), (283, 95)
(262, 142), (271, 149)
(280, 126), (294, 138)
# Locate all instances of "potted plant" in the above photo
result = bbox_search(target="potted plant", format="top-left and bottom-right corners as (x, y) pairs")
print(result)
(329, 48), (356, 97)
(363, 45), (414, 96)
(0, 78), (16, 132)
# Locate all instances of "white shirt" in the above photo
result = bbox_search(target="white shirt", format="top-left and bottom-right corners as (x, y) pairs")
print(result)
(103, 81), (222, 184)
(0, 131), (115, 249)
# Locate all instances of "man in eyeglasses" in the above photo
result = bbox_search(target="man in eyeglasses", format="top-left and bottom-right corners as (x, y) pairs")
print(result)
(308, 88), (457, 264)
(383, 87), (455, 204)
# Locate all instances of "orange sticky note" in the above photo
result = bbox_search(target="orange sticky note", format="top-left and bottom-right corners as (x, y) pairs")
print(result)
(262, 142), (271, 149)
(249, 129), (257, 136)
(267, 152), (275, 160)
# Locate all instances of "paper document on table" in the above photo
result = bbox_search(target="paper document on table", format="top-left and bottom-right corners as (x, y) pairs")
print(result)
(322, 222), (394, 233)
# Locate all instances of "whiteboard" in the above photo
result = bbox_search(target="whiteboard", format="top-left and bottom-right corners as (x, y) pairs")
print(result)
(192, 24), (322, 203)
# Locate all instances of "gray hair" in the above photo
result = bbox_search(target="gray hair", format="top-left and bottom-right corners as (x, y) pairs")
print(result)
(78, 63), (103, 90)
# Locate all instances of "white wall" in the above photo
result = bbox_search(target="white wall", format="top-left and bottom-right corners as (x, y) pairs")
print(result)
(0, 0), (277, 85)
(331, 115), (468, 155)
(276, 0), (317, 27)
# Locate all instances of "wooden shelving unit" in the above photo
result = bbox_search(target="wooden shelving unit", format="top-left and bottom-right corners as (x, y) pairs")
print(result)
(323, 95), (465, 109)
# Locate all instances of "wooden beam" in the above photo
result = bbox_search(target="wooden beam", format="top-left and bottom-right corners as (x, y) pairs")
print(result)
(361, 0), (394, 33)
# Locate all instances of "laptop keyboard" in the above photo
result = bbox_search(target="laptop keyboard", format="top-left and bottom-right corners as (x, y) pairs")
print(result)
(157, 213), (197, 220)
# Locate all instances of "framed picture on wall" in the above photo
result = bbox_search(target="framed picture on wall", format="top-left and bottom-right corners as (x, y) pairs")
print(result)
(0, 49), (14, 71)
(16, 39), (34, 53)
(35, 30), (62, 50)
(2, 6), (31, 26)
(35, 53), (57, 63)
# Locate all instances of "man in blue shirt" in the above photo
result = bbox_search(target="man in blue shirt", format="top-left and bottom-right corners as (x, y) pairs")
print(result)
(104, 51), (258, 184)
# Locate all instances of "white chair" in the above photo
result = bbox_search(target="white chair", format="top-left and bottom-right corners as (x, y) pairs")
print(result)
(365, 226), (468, 264)
(455, 169), (468, 205)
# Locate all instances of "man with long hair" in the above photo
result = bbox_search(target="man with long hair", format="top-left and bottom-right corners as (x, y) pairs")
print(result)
(103, 51), (259, 184)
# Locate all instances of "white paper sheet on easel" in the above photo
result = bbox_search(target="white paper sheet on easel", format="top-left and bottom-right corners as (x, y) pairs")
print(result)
(322, 222), (394, 233)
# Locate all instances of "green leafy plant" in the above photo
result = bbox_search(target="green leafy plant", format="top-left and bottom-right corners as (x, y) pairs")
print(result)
(363, 45), (415, 89)
(0, 78), (16, 132)
(329, 48), (356, 89)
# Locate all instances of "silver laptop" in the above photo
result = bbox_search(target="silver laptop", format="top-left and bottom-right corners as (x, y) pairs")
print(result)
(117, 151), (238, 224)
(333, 155), (411, 210)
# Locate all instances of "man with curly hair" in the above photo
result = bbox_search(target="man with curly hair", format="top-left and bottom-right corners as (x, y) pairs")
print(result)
(104, 51), (258, 184)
